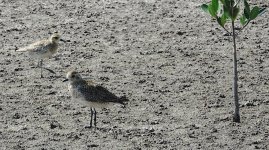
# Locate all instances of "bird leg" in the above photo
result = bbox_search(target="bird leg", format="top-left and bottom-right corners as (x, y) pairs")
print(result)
(89, 107), (94, 128)
(39, 59), (43, 78)
(94, 108), (97, 127)
(36, 59), (56, 77)
(42, 67), (56, 74)
(85, 108), (94, 129)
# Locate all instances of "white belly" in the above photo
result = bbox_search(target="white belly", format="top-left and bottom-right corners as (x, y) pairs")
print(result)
(68, 84), (108, 108)
(29, 50), (54, 59)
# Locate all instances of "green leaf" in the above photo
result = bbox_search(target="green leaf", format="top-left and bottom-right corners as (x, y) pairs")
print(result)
(207, 0), (219, 18)
(222, 0), (231, 7)
(244, 9), (250, 19)
(258, 8), (266, 16)
(223, 6), (231, 19)
(231, 7), (240, 21)
(243, 0), (250, 19)
(219, 13), (228, 27)
(222, 0), (235, 20)
(208, 4), (217, 18)
(250, 6), (260, 20)
(201, 4), (209, 13)
(230, 0), (235, 6)
(217, 16), (227, 27)
(211, 0), (219, 14)
(217, 17), (222, 27)
(244, 0), (250, 13)
(240, 15), (248, 25)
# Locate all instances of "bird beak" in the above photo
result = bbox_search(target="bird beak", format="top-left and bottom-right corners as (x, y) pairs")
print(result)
(60, 39), (66, 42)
(63, 79), (69, 82)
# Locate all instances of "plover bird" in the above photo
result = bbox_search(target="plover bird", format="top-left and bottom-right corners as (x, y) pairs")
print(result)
(16, 32), (61, 78)
(64, 70), (128, 128)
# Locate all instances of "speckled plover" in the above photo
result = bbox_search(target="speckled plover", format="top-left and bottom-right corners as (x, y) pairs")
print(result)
(17, 32), (61, 78)
(64, 70), (128, 128)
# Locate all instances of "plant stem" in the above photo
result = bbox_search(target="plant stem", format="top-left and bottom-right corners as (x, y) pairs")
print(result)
(237, 20), (250, 34)
(221, 26), (232, 36)
(232, 20), (240, 123)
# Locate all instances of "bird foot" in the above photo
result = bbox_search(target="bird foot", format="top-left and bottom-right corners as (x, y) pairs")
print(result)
(45, 68), (56, 74)
(85, 125), (93, 129)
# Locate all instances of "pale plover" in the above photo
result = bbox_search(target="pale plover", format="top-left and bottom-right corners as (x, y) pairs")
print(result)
(17, 32), (61, 78)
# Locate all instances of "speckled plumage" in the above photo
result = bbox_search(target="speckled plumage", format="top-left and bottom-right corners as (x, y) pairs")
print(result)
(65, 70), (128, 128)
(17, 32), (60, 58)
(67, 71), (128, 107)
(17, 32), (60, 77)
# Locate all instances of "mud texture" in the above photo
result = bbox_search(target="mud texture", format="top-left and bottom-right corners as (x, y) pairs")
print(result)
(0, 0), (269, 149)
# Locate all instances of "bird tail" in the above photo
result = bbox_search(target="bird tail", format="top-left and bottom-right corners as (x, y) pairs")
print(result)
(118, 96), (129, 105)
(16, 47), (28, 52)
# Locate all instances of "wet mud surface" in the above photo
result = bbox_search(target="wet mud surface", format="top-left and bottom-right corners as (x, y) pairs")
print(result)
(0, 0), (269, 149)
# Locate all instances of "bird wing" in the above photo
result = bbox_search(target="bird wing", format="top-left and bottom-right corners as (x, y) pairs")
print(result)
(17, 39), (50, 54)
(76, 81), (121, 103)
(94, 85), (120, 101)
(86, 80), (95, 85)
